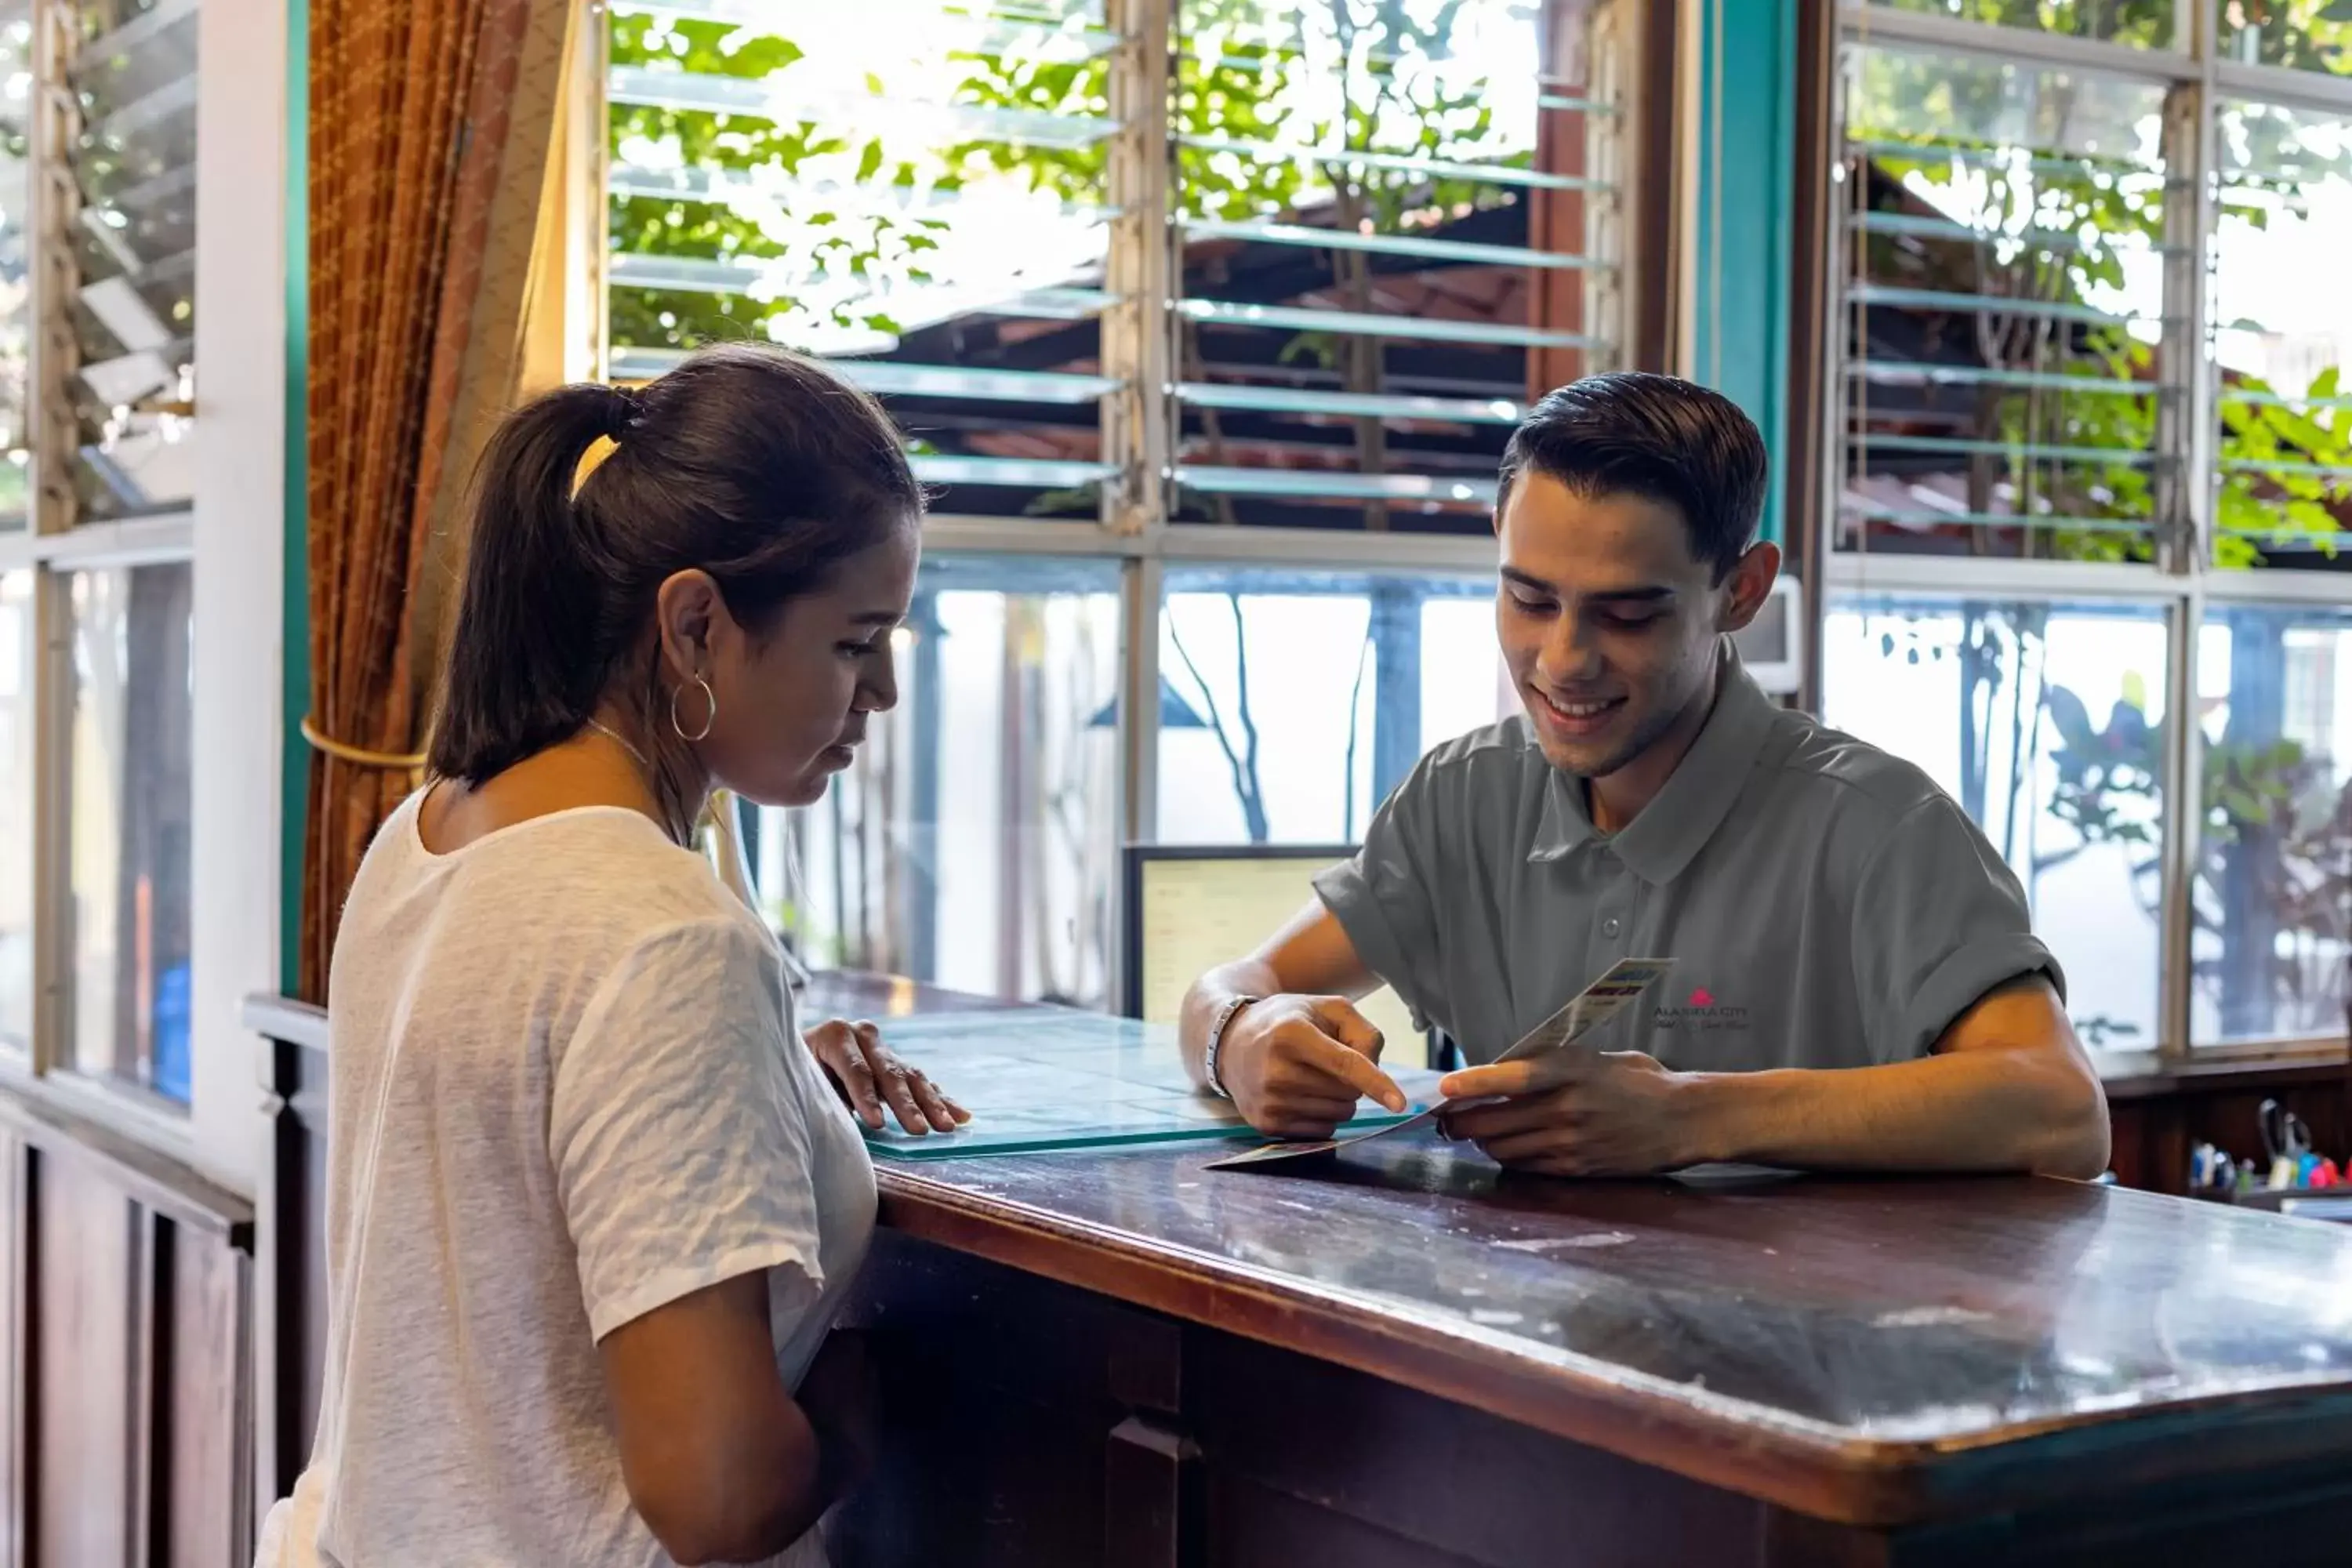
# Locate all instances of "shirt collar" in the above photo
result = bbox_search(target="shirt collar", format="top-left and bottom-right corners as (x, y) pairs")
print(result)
(1526, 640), (1780, 883)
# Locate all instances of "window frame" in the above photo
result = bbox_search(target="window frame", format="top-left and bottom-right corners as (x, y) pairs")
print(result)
(0, 0), (199, 1121)
(590, 0), (1656, 1012)
(1820, 2), (2352, 1061)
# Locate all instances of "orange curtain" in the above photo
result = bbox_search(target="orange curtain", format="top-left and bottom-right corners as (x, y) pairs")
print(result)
(303, 0), (574, 1000)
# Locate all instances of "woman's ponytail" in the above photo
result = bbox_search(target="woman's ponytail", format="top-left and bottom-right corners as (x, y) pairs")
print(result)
(423, 345), (921, 809)
(427, 383), (637, 786)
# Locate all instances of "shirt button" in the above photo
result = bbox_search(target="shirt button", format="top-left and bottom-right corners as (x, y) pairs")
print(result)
(1602, 917), (1621, 937)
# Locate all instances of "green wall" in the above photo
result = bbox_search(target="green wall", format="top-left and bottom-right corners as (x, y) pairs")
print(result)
(1686, 0), (1799, 550)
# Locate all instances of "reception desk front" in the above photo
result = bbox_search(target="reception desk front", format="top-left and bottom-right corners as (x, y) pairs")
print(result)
(249, 978), (2352, 1567)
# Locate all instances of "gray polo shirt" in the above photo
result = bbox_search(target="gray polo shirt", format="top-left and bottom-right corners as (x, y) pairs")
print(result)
(1314, 647), (2063, 1071)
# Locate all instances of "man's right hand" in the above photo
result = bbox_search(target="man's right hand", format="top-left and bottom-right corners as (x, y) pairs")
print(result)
(1218, 995), (1407, 1139)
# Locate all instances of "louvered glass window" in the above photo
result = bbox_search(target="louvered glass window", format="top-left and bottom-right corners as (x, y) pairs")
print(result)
(607, 0), (1121, 518)
(64, 0), (198, 521)
(1168, 0), (1621, 533)
(1835, 43), (2171, 561)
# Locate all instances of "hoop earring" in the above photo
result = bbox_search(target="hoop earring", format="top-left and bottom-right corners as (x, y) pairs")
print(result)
(670, 674), (717, 743)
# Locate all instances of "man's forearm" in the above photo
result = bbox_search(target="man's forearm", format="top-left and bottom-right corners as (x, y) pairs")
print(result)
(1179, 959), (1279, 1088)
(1677, 1048), (2111, 1178)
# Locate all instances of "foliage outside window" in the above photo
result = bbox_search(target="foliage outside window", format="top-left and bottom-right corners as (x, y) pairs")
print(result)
(603, 2), (1614, 1009)
(1836, 2), (2352, 1050)
(606, 0), (1617, 524)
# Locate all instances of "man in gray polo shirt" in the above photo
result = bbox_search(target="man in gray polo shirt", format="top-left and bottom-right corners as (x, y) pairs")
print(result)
(1180, 374), (2110, 1180)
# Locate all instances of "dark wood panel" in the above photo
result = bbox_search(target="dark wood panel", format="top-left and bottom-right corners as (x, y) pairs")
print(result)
(2104, 1057), (2352, 1195)
(829, 1230), (1131, 1567)
(1190, 1331), (1768, 1568)
(0, 1094), (248, 1243)
(0, 1132), (19, 1568)
(2100, 1051), (2352, 1100)
(165, 1222), (247, 1568)
(33, 1152), (135, 1568)
(248, 1017), (328, 1513)
(1103, 1414), (1197, 1568)
(840, 1229), (2352, 1568)
(877, 1131), (2352, 1529)
(1873, 1451), (2352, 1568)
(0, 1084), (256, 1568)
(1206, 1475), (1497, 1568)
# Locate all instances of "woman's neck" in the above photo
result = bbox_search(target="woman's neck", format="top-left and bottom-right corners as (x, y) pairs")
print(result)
(417, 720), (705, 854)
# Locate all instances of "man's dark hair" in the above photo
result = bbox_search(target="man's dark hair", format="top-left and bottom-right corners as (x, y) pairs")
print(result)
(1495, 372), (1768, 582)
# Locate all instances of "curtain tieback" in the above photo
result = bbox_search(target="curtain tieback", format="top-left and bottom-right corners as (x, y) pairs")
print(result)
(300, 715), (427, 782)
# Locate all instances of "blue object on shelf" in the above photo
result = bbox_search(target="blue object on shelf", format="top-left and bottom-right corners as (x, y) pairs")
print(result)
(153, 960), (191, 1103)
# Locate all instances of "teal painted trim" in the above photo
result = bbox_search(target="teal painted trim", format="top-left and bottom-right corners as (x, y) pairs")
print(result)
(281, 0), (308, 995)
(1689, 0), (1795, 550)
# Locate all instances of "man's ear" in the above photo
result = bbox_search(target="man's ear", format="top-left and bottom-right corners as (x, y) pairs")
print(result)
(1716, 541), (1782, 634)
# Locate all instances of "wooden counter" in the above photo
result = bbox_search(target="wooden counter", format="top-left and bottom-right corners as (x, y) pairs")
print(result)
(249, 980), (2352, 1566)
(800, 978), (2352, 1568)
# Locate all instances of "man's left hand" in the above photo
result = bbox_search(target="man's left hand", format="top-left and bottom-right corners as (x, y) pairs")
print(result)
(1437, 1050), (1700, 1176)
(805, 1018), (971, 1136)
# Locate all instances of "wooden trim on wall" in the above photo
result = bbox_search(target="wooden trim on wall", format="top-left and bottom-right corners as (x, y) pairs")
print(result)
(2, 1131), (21, 1568)
(0, 1094), (252, 1245)
(0, 1085), (254, 1566)
(1631, 0), (1679, 373)
(240, 997), (327, 1055)
(1786, 0), (1834, 714)
(244, 1001), (328, 1521)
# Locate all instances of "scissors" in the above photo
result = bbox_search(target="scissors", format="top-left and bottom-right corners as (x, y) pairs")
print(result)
(2260, 1098), (2314, 1188)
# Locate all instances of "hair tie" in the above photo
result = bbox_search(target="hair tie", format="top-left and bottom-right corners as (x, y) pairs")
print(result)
(604, 387), (642, 441)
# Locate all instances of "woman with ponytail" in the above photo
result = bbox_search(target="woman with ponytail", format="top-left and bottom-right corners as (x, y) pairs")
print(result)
(260, 344), (964, 1568)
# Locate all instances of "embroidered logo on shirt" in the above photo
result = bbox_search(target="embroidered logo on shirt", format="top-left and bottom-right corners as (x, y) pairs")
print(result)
(1653, 984), (1750, 1031)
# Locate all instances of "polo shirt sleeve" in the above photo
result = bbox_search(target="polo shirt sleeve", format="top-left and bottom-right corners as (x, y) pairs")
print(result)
(1851, 796), (2067, 1064)
(1312, 754), (1451, 1033)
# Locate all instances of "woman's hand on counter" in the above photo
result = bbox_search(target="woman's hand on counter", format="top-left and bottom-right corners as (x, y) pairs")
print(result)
(805, 1019), (971, 1136)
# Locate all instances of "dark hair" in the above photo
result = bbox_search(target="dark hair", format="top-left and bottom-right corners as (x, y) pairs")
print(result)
(427, 343), (922, 833)
(1494, 372), (1767, 581)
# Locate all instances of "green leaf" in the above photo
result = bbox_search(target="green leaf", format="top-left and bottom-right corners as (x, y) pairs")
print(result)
(856, 139), (884, 183)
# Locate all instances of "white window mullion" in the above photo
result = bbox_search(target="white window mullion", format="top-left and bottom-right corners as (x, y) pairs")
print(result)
(2155, 586), (2201, 1058)
(1839, 3), (2198, 83)
(28, 560), (67, 1074)
(21, 514), (198, 572)
(1109, 550), (1161, 1007)
(1101, 0), (1171, 539)
(27, 0), (77, 539)
(2213, 60), (2352, 122)
(2154, 2), (2220, 1059)
(2159, 75), (2214, 579)
(22, 0), (74, 1081)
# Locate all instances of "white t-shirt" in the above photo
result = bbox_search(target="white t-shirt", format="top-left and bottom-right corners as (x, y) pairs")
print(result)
(256, 793), (877, 1568)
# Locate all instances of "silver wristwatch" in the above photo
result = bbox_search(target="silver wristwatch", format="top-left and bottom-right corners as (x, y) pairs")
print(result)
(1203, 994), (1258, 1100)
